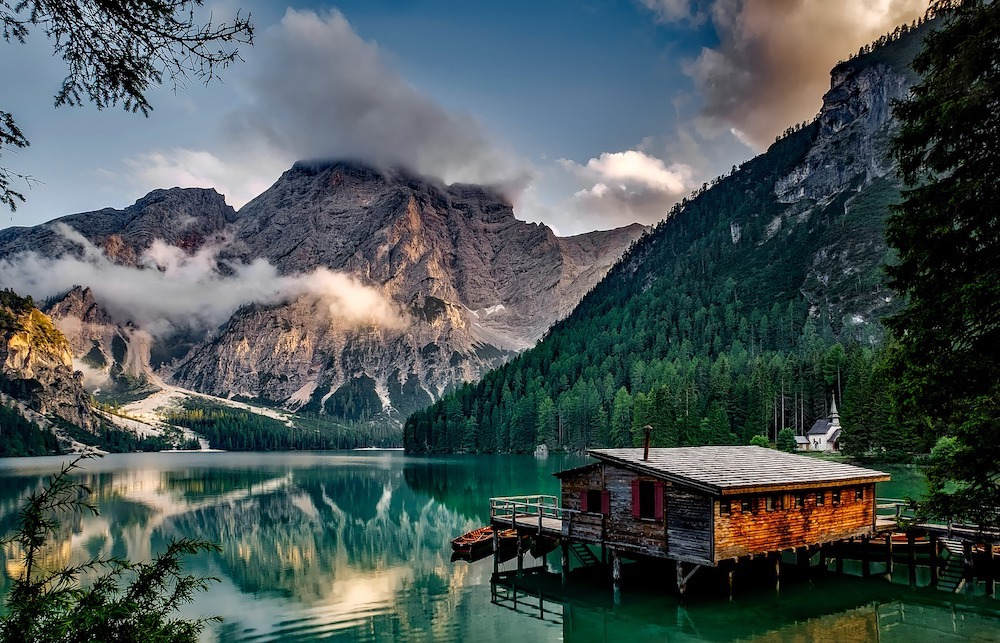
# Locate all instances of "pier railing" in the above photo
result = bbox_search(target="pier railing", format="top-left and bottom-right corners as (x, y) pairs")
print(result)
(492, 495), (993, 540)
(875, 497), (1000, 538)
(490, 495), (579, 535)
(876, 497), (916, 522)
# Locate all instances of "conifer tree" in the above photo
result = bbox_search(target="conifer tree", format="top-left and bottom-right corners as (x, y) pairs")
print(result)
(887, 0), (1000, 527)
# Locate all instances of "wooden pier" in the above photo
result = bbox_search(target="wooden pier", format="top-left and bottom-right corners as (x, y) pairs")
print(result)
(485, 447), (999, 597)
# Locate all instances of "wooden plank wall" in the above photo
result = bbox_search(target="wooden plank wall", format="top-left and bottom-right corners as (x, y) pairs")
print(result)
(667, 487), (712, 561)
(603, 464), (668, 557)
(560, 466), (605, 542)
(714, 483), (876, 560)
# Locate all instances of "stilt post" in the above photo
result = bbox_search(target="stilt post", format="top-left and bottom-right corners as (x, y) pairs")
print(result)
(493, 529), (500, 577)
(907, 531), (917, 586)
(516, 530), (524, 577)
(963, 541), (974, 590)
(929, 533), (939, 588)
(987, 542), (996, 597)
(884, 533), (893, 581)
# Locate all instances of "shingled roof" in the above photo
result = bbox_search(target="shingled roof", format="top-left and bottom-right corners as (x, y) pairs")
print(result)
(586, 446), (889, 496)
(807, 419), (833, 436)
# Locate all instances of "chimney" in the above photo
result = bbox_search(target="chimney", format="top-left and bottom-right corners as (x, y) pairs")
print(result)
(643, 425), (652, 461)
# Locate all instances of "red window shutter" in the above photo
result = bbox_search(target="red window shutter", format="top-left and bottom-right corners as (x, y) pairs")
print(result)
(580, 490), (589, 512)
(631, 479), (640, 517)
(654, 481), (665, 520)
(601, 490), (610, 515)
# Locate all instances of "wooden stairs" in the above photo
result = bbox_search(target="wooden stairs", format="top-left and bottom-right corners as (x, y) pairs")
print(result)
(569, 542), (600, 569)
(937, 537), (967, 593)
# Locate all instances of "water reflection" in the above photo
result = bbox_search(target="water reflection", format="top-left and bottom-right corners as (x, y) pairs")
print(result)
(0, 453), (579, 642)
(492, 571), (1000, 642)
(0, 453), (994, 642)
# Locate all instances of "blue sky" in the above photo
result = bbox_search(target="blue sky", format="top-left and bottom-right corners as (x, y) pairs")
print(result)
(0, 0), (926, 235)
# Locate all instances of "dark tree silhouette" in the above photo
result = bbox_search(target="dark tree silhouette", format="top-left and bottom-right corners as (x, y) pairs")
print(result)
(1, 0), (253, 210)
(887, 0), (1000, 528)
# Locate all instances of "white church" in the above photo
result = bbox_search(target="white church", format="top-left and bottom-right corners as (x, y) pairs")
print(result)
(798, 398), (843, 452)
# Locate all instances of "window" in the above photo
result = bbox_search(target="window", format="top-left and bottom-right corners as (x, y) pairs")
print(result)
(832, 490), (841, 505)
(794, 494), (805, 508)
(855, 488), (864, 501)
(815, 491), (825, 506)
(741, 498), (753, 514)
(639, 481), (656, 518)
(766, 495), (783, 512)
(631, 479), (663, 520)
(720, 500), (731, 515)
(581, 489), (609, 514)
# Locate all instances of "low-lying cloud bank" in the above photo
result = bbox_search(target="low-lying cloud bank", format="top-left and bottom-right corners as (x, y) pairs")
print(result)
(0, 224), (407, 338)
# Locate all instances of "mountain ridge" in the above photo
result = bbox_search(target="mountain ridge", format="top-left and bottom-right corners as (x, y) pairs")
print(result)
(404, 23), (927, 454)
(0, 160), (646, 433)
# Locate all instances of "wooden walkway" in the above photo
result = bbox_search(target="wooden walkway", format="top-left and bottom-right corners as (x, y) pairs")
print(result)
(490, 495), (568, 537)
(492, 513), (563, 535)
(875, 498), (1000, 541)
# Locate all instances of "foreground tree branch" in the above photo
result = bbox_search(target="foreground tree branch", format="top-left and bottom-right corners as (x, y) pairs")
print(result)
(0, 455), (223, 643)
(0, 0), (254, 211)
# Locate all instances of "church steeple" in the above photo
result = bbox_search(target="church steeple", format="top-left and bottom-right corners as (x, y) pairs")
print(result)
(829, 397), (840, 429)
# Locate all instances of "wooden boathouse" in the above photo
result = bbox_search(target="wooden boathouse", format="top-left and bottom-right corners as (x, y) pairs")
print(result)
(491, 445), (890, 592)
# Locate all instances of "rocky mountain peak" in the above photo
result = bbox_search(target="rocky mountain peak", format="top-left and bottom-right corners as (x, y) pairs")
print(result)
(0, 291), (95, 430)
(0, 158), (646, 430)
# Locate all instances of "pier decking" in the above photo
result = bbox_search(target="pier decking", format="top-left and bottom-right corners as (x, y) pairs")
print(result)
(483, 448), (998, 596)
(490, 495), (568, 536)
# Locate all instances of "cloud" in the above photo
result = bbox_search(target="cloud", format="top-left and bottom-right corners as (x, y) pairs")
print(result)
(124, 147), (289, 212)
(665, 0), (927, 149)
(124, 8), (529, 208)
(0, 224), (408, 337)
(555, 150), (693, 230)
(640, 0), (704, 24)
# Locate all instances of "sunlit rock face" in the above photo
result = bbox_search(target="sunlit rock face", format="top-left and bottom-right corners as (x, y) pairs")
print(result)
(0, 298), (95, 430)
(0, 162), (645, 424)
(175, 161), (645, 418)
(766, 38), (921, 342)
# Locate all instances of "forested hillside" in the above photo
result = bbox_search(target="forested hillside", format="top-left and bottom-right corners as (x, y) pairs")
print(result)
(405, 24), (930, 457)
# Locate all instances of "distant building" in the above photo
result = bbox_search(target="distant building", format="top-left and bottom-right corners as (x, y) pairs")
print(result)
(806, 398), (843, 452)
(551, 446), (888, 564)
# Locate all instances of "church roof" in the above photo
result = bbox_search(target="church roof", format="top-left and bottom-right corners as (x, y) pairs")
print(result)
(807, 419), (832, 436)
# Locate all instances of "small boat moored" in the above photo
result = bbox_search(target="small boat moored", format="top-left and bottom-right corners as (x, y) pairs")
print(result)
(451, 526), (522, 555)
(451, 526), (496, 554)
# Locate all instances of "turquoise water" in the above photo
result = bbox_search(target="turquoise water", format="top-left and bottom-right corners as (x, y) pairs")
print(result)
(0, 452), (996, 642)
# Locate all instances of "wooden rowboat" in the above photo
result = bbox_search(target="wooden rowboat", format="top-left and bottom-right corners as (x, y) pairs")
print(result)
(451, 526), (495, 553)
(451, 526), (520, 554)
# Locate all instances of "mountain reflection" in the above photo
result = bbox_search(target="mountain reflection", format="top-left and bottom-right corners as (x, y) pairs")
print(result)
(0, 453), (582, 642)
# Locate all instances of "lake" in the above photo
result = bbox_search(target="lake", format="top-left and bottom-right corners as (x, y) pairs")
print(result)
(1, 452), (998, 642)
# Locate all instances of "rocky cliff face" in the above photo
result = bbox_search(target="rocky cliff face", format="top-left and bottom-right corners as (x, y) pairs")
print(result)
(0, 188), (237, 264)
(175, 162), (646, 417)
(0, 165), (645, 422)
(775, 57), (915, 205)
(44, 286), (153, 391)
(766, 35), (923, 337)
(0, 292), (95, 430)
